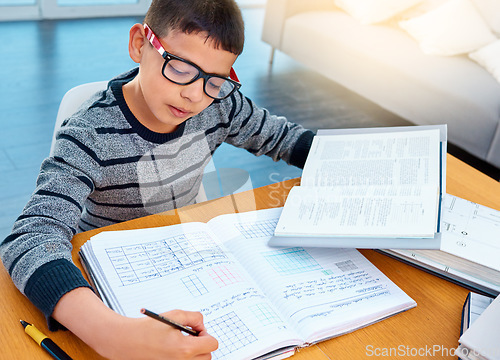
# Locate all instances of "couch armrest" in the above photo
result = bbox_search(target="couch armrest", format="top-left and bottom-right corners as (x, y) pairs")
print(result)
(262, 0), (336, 49)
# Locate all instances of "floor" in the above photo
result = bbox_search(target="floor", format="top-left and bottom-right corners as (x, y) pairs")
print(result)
(0, 7), (494, 240)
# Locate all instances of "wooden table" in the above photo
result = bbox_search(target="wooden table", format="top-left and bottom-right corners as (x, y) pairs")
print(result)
(1, 154), (499, 359)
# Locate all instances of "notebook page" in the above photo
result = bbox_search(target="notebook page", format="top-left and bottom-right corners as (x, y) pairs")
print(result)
(208, 208), (416, 343)
(82, 222), (301, 360)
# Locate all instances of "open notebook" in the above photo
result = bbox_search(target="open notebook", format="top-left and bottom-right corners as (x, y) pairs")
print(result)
(79, 208), (416, 360)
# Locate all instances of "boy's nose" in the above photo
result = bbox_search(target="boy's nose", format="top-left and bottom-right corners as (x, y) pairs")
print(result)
(180, 78), (205, 102)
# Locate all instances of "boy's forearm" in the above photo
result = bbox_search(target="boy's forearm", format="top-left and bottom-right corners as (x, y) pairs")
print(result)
(52, 287), (122, 357)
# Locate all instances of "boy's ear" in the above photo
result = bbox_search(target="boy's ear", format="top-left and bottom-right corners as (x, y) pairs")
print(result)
(128, 23), (146, 63)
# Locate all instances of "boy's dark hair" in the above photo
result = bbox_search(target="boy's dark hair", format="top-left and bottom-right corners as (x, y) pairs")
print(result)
(144, 0), (245, 55)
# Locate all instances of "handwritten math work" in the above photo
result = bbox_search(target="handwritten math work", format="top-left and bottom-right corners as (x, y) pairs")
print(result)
(80, 208), (415, 360)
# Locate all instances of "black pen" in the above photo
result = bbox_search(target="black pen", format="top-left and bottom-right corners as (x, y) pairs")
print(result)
(140, 308), (200, 336)
(20, 320), (73, 360)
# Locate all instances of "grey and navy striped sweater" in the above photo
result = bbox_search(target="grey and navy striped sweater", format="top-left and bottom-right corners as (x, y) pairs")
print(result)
(0, 68), (314, 325)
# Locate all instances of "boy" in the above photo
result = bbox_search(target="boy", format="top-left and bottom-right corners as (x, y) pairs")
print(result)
(0, 0), (314, 358)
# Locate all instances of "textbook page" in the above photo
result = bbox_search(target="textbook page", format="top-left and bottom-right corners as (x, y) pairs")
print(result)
(300, 127), (441, 188)
(376, 194), (500, 296)
(81, 223), (302, 360)
(274, 127), (441, 240)
(208, 208), (417, 343)
(440, 194), (500, 272)
(275, 185), (439, 238)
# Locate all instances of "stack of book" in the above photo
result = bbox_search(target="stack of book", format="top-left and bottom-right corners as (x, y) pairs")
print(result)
(271, 125), (500, 297)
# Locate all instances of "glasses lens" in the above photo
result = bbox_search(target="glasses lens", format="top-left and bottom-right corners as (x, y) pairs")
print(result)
(206, 77), (236, 99)
(163, 59), (199, 84)
(163, 58), (237, 100)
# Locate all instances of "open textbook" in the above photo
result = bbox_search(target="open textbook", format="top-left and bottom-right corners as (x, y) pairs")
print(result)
(270, 125), (447, 249)
(379, 194), (500, 297)
(79, 208), (416, 360)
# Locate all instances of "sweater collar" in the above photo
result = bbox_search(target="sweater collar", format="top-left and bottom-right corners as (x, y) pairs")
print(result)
(110, 68), (187, 144)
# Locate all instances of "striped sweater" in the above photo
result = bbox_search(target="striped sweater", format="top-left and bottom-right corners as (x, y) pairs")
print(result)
(0, 68), (313, 325)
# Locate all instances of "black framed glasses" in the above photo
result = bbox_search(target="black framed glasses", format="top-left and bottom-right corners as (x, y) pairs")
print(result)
(144, 23), (241, 100)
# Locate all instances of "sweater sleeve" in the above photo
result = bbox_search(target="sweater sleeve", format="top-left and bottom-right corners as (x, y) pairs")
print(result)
(289, 130), (315, 169)
(0, 125), (99, 323)
(215, 91), (314, 168)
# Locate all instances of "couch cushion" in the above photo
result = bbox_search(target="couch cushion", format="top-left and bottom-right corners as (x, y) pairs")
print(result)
(472, 0), (500, 36)
(469, 40), (500, 83)
(398, 0), (497, 56)
(280, 10), (500, 167)
(334, 0), (423, 24)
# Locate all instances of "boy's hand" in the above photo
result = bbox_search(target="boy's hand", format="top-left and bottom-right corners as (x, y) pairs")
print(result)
(103, 309), (218, 360)
(52, 287), (218, 359)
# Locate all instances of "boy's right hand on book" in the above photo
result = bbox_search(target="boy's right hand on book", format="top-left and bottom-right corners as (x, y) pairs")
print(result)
(102, 309), (219, 360)
(52, 287), (218, 359)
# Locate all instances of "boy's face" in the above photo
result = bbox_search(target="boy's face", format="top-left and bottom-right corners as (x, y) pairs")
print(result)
(125, 24), (238, 133)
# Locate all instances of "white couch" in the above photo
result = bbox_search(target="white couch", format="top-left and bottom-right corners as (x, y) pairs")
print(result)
(262, 0), (500, 169)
